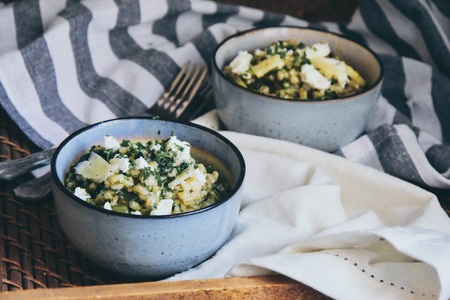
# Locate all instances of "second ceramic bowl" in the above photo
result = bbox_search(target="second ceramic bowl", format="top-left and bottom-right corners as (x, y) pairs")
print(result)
(212, 26), (384, 152)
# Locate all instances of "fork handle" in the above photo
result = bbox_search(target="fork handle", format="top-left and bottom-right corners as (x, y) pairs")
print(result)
(0, 148), (55, 181)
(14, 171), (52, 201)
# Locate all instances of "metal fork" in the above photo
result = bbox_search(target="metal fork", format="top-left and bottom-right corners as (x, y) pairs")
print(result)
(3, 61), (211, 201)
(149, 61), (208, 120)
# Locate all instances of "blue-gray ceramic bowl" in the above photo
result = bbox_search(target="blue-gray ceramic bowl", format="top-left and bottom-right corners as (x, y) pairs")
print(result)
(212, 26), (384, 152)
(51, 117), (245, 279)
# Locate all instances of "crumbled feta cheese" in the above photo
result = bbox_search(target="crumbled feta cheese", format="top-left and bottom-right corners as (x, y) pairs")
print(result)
(75, 152), (111, 183)
(151, 143), (161, 151)
(110, 157), (130, 174)
(192, 168), (206, 186)
(103, 201), (112, 210)
(301, 64), (331, 90)
(131, 210), (142, 215)
(329, 59), (348, 88)
(166, 136), (191, 165)
(134, 157), (150, 170)
(143, 174), (157, 187)
(102, 136), (121, 151)
(150, 199), (174, 215)
(311, 57), (349, 88)
(229, 50), (253, 75)
(305, 42), (331, 60)
(74, 187), (90, 201)
(168, 166), (194, 189)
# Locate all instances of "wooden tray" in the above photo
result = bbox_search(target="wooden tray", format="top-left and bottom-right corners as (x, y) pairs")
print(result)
(2, 275), (330, 299)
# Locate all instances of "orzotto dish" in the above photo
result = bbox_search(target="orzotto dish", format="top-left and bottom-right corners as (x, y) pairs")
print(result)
(223, 40), (367, 100)
(64, 135), (228, 216)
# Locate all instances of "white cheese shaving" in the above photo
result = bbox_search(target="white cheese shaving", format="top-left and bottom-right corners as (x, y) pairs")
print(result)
(109, 157), (130, 174)
(74, 187), (90, 201)
(74, 152), (111, 183)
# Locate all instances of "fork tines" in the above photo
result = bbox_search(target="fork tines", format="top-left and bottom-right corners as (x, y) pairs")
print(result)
(150, 61), (208, 121)
(180, 82), (214, 120)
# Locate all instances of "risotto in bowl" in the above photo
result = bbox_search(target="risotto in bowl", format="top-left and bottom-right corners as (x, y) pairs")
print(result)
(213, 26), (384, 152)
(51, 117), (245, 279)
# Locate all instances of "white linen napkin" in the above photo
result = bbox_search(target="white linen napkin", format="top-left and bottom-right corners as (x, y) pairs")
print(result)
(166, 118), (450, 300)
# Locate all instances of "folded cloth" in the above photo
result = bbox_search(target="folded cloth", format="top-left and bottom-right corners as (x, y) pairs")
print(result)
(0, 0), (449, 191)
(166, 130), (450, 300)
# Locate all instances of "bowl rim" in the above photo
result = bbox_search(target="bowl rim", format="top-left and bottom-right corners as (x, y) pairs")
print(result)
(212, 25), (384, 104)
(51, 117), (246, 219)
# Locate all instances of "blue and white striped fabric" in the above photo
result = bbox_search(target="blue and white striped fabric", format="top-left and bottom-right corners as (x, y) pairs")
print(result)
(0, 0), (449, 190)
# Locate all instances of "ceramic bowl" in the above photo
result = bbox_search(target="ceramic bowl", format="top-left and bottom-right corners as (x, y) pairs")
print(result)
(51, 117), (245, 279)
(212, 26), (384, 152)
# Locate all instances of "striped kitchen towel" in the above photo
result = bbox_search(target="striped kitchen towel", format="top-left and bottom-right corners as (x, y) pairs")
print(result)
(0, 0), (449, 190)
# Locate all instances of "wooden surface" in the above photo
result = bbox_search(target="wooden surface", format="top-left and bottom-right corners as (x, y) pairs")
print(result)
(1, 276), (330, 300)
